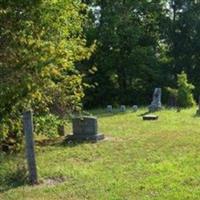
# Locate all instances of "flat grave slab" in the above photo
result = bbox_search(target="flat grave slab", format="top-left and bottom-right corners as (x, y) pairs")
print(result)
(143, 114), (158, 121)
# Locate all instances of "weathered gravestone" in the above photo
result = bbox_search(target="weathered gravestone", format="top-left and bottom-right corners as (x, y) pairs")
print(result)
(120, 105), (126, 112)
(107, 105), (113, 112)
(132, 105), (138, 112)
(67, 116), (104, 141)
(148, 88), (162, 112)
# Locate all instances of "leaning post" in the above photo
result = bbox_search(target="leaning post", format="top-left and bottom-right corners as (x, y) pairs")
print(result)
(23, 110), (38, 185)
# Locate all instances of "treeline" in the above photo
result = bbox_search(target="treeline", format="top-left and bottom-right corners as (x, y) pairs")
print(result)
(82, 0), (200, 107)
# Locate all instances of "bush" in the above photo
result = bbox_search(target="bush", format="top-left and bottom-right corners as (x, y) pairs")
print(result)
(177, 71), (195, 108)
(0, 0), (93, 152)
(34, 114), (67, 138)
(0, 115), (23, 153)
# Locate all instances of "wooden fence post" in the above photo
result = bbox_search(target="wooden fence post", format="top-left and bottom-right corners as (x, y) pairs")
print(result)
(23, 110), (38, 185)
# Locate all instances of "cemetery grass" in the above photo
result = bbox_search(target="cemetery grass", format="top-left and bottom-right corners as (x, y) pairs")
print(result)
(1, 108), (200, 199)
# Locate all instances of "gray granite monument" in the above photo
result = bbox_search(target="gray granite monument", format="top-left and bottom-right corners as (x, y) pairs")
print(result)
(132, 105), (138, 112)
(120, 105), (126, 112)
(67, 116), (104, 141)
(148, 88), (162, 112)
(107, 105), (113, 112)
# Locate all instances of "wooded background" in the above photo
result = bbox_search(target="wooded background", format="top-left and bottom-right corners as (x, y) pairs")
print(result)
(0, 0), (200, 150)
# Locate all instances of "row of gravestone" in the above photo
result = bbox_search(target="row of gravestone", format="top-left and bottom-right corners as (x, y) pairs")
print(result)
(107, 87), (162, 113)
(67, 87), (200, 141)
(67, 88), (162, 142)
(23, 88), (161, 184)
(107, 105), (138, 112)
(67, 87), (200, 142)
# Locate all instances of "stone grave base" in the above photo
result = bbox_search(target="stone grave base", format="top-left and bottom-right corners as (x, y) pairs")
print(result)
(143, 114), (158, 120)
(66, 133), (104, 142)
(148, 106), (162, 112)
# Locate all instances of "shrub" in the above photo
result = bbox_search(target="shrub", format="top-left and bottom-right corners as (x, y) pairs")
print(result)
(0, 0), (93, 152)
(34, 114), (66, 138)
(177, 71), (195, 108)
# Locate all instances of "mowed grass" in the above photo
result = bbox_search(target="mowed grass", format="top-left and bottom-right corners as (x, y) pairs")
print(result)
(1, 108), (200, 200)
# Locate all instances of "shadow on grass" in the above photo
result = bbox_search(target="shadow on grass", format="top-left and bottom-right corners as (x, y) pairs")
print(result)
(0, 163), (28, 193)
(60, 139), (100, 148)
(137, 111), (151, 117)
(35, 136), (101, 148)
(92, 112), (127, 118)
(35, 137), (64, 147)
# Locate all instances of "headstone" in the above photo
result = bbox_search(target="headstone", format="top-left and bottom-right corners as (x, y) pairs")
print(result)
(23, 110), (38, 185)
(107, 105), (112, 112)
(120, 105), (126, 112)
(67, 116), (104, 141)
(148, 88), (162, 112)
(143, 114), (158, 120)
(132, 105), (138, 112)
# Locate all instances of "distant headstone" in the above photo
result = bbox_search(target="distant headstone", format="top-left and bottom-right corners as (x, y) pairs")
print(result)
(132, 105), (138, 112)
(143, 114), (158, 120)
(107, 105), (112, 112)
(148, 88), (162, 112)
(67, 116), (104, 141)
(120, 105), (126, 112)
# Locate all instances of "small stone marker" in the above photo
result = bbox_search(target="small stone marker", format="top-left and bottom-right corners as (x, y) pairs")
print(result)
(23, 110), (38, 185)
(148, 88), (162, 112)
(143, 114), (158, 121)
(107, 105), (112, 112)
(120, 105), (126, 112)
(67, 116), (104, 141)
(132, 105), (138, 112)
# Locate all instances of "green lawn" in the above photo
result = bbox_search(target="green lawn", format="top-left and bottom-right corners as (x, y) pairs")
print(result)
(1, 108), (200, 200)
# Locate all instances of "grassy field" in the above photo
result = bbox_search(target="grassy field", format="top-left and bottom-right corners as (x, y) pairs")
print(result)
(1, 108), (200, 200)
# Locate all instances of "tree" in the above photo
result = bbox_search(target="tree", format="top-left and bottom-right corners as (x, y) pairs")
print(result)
(0, 0), (93, 150)
(160, 0), (200, 98)
(177, 71), (195, 108)
(83, 0), (165, 107)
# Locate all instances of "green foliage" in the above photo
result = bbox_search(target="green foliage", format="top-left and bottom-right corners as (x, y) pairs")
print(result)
(160, 0), (200, 96)
(166, 87), (178, 98)
(0, 116), (22, 152)
(83, 0), (165, 107)
(83, 0), (200, 107)
(34, 114), (66, 138)
(0, 0), (93, 151)
(177, 71), (195, 107)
